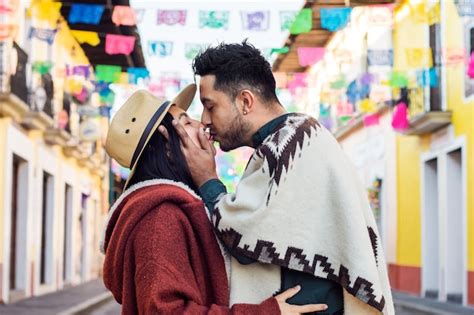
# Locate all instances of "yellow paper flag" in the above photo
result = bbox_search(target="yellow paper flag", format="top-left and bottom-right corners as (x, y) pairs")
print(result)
(29, 1), (62, 26)
(71, 30), (101, 46)
(359, 98), (377, 113)
(65, 78), (83, 94)
(410, 1), (440, 25)
(406, 48), (433, 68)
(427, 3), (440, 25)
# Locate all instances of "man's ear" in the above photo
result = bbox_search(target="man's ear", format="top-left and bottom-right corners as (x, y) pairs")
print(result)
(239, 89), (255, 114)
(158, 126), (170, 141)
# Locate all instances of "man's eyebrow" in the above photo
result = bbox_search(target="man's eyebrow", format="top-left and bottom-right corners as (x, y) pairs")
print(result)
(178, 112), (189, 119)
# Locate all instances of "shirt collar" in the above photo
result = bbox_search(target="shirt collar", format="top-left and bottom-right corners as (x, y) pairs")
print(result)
(251, 114), (290, 147)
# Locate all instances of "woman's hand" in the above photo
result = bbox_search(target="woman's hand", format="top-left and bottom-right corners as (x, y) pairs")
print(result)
(275, 286), (328, 314)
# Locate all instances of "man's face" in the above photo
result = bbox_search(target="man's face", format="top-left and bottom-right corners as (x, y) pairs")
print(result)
(199, 75), (250, 152)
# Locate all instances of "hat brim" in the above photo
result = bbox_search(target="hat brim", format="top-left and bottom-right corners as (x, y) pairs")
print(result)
(123, 83), (197, 190)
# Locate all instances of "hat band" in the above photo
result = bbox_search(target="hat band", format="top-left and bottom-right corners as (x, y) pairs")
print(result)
(130, 100), (170, 168)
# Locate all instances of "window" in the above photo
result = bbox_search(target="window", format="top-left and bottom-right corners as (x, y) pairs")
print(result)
(429, 23), (442, 111)
(464, 22), (474, 99)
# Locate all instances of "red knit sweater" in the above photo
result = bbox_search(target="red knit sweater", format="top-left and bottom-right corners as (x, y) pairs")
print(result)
(102, 182), (280, 314)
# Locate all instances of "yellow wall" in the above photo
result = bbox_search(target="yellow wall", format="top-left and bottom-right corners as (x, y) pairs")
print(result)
(394, 0), (474, 271)
(443, 0), (474, 271)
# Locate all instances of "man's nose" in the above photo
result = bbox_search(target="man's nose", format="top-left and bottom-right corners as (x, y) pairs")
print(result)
(201, 110), (211, 125)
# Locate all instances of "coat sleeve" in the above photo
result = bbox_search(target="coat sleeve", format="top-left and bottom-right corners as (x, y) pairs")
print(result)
(131, 203), (280, 315)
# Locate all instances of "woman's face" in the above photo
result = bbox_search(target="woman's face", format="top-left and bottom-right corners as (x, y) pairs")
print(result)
(168, 105), (204, 146)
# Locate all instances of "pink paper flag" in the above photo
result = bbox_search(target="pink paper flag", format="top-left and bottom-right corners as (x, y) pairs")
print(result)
(112, 6), (137, 26)
(297, 47), (325, 67)
(105, 34), (136, 55)
(287, 73), (307, 95)
(363, 113), (380, 127)
(391, 102), (409, 131)
(468, 52), (474, 79)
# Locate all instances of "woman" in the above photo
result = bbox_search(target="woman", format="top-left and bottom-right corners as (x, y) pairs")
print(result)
(101, 86), (328, 314)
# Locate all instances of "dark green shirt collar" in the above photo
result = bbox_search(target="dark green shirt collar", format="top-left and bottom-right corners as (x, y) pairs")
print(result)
(251, 114), (290, 147)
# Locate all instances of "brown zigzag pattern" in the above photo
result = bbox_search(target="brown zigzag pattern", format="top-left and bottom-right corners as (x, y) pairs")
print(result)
(368, 227), (379, 266)
(257, 114), (320, 189)
(214, 210), (386, 312)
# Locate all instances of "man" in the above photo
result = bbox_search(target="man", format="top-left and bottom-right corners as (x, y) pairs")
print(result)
(168, 41), (394, 314)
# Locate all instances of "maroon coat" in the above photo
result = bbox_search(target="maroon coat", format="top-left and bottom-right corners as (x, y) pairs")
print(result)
(102, 181), (279, 314)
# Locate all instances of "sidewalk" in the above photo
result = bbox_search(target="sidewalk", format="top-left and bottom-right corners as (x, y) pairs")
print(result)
(0, 279), (113, 315)
(393, 291), (474, 315)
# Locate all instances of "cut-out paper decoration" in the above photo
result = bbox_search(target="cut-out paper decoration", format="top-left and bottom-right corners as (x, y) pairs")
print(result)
(360, 73), (375, 85)
(297, 47), (325, 67)
(330, 77), (347, 90)
(320, 7), (352, 32)
(287, 73), (307, 95)
(359, 98), (377, 113)
(391, 102), (409, 131)
(28, 27), (57, 45)
(454, 1), (474, 16)
(32, 61), (53, 75)
(95, 65), (122, 83)
(336, 100), (354, 116)
(71, 30), (100, 46)
(319, 104), (333, 130)
(67, 65), (91, 78)
(241, 11), (270, 31)
(29, 1), (62, 26)
(271, 47), (289, 54)
(112, 5), (137, 26)
(368, 49), (393, 66)
(134, 9), (145, 24)
(417, 68), (438, 87)
(148, 41), (173, 57)
(405, 48), (433, 68)
(157, 10), (187, 26)
(390, 72), (408, 88)
(199, 11), (230, 30)
(185, 43), (208, 60)
(105, 34), (136, 55)
(280, 11), (298, 31)
(68, 4), (104, 25)
(468, 53), (474, 79)
(367, 5), (394, 28)
(290, 8), (312, 35)
(363, 113), (380, 127)
(127, 67), (150, 84)
(443, 48), (466, 65)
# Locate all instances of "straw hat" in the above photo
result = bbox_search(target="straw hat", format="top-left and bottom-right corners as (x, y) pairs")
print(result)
(105, 84), (197, 188)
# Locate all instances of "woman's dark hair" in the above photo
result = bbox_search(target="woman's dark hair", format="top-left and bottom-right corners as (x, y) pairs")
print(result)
(126, 113), (198, 193)
(192, 40), (278, 104)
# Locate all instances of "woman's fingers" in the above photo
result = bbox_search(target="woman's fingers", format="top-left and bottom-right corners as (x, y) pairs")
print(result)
(158, 126), (170, 141)
(275, 286), (301, 302)
(292, 304), (328, 313)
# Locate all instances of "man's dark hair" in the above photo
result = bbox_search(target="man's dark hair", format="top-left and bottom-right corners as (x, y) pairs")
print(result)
(193, 40), (279, 104)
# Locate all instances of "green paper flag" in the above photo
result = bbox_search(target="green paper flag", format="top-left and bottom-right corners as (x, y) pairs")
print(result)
(390, 71), (408, 88)
(290, 8), (312, 35)
(271, 47), (290, 54)
(32, 61), (53, 75)
(330, 78), (347, 89)
(95, 65), (122, 83)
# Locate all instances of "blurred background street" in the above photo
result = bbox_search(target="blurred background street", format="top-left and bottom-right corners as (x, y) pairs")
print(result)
(0, 0), (473, 314)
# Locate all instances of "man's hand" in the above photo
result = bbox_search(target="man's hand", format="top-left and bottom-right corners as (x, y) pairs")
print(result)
(162, 120), (218, 187)
(275, 286), (328, 314)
